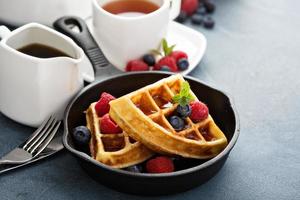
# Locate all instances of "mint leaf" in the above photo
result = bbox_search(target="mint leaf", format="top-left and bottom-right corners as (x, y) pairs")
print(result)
(179, 97), (189, 106)
(161, 38), (176, 56)
(169, 44), (176, 53)
(165, 44), (175, 56)
(172, 94), (181, 102)
(181, 82), (190, 96)
(162, 38), (168, 56)
(172, 81), (195, 106)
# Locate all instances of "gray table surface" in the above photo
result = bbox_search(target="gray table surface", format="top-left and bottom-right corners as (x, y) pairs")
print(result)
(1, 0), (300, 199)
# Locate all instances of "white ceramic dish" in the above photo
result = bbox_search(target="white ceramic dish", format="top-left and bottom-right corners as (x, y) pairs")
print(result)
(92, 0), (181, 71)
(0, 23), (91, 127)
(84, 18), (207, 76)
(0, 0), (92, 26)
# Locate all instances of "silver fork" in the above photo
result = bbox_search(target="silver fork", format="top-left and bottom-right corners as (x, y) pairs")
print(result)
(0, 115), (61, 165)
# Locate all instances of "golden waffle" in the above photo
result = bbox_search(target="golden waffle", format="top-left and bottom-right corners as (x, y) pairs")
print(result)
(86, 102), (153, 168)
(109, 74), (228, 159)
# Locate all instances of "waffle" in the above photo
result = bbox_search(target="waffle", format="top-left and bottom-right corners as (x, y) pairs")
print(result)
(86, 102), (153, 168)
(109, 74), (228, 159)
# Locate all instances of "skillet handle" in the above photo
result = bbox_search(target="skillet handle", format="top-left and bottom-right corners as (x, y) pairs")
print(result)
(53, 16), (109, 72)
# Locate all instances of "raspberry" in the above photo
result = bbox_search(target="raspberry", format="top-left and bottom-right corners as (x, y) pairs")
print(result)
(154, 56), (177, 72)
(95, 92), (116, 117)
(100, 114), (122, 134)
(146, 156), (174, 173)
(126, 60), (149, 71)
(181, 0), (199, 16)
(189, 101), (209, 122)
(170, 50), (188, 62)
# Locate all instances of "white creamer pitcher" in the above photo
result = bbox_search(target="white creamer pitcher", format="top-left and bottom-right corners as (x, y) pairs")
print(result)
(0, 23), (91, 127)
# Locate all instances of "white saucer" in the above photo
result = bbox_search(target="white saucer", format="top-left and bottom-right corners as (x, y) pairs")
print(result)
(164, 21), (207, 75)
(83, 18), (207, 80)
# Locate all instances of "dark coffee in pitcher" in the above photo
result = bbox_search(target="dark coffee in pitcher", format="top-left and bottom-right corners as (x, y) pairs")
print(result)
(17, 43), (71, 58)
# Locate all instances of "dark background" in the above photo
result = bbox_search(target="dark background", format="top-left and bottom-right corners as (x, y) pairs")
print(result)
(1, 0), (300, 199)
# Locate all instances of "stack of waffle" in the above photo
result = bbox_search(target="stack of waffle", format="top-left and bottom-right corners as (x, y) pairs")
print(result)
(87, 74), (227, 168)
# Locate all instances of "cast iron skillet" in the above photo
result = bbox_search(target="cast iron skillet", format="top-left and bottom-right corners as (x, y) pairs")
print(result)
(63, 71), (240, 195)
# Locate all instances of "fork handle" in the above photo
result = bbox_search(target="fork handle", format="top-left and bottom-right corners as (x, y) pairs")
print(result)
(0, 159), (20, 165)
(0, 158), (31, 165)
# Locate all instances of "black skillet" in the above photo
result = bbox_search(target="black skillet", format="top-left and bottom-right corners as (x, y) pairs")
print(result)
(63, 72), (239, 195)
(54, 17), (240, 195)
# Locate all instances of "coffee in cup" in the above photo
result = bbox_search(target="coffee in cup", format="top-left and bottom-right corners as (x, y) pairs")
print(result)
(102, 0), (160, 17)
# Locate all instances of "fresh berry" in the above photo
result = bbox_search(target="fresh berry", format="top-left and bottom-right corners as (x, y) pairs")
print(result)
(126, 60), (149, 71)
(181, 0), (199, 16)
(142, 54), (156, 66)
(146, 156), (174, 173)
(204, 0), (215, 13)
(95, 92), (116, 117)
(168, 116), (185, 131)
(170, 50), (188, 62)
(176, 105), (191, 118)
(125, 165), (143, 173)
(196, 6), (207, 15)
(154, 56), (177, 72)
(160, 65), (171, 71)
(72, 126), (91, 146)
(177, 58), (189, 71)
(190, 101), (209, 122)
(100, 114), (122, 134)
(191, 14), (204, 25)
(203, 16), (215, 29)
(176, 11), (188, 23)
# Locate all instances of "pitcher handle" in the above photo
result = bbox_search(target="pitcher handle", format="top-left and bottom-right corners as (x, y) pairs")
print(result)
(169, 0), (181, 20)
(0, 26), (11, 41)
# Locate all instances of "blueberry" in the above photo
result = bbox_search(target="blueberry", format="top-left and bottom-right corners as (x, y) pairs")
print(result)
(176, 105), (192, 118)
(160, 65), (171, 71)
(168, 116), (185, 131)
(196, 6), (207, 15)
(204, 0), (215, 13)
(72, 126), (91, 146)
(177, 58), (189, 71)
(142, 54), (155, 66)
(175, 11), (188, 23)
(203, 16), (215, 29)
(191, 14), (203, 25)
(125, 165), (143, 173)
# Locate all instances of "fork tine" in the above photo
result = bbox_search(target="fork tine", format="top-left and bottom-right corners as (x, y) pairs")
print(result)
(27, 118), (59, 154)
(22, 115), (54, 149)
(31, 121), (61, 156)
(24, 117), (56, 152)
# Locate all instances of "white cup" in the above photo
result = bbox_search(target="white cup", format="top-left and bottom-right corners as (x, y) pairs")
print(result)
(0, 0), (92, 26)
(92, 0), (181, 71)
(0, 23), (91, 127)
